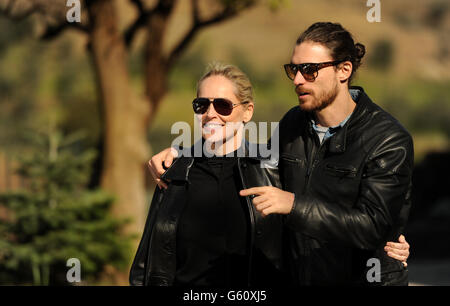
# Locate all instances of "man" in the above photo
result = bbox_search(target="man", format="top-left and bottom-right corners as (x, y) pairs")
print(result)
(148, 22), (412, 285)
(239, 22), (414, 285)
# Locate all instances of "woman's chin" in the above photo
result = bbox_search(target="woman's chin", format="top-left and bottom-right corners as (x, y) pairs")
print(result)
(203, 134), (226, 144)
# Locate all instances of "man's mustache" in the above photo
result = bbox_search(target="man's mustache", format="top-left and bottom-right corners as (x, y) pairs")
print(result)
(295, 86), (312, 95)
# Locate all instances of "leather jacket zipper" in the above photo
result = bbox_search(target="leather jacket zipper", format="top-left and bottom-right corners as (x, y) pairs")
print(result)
(304, 134), (330, 194)
(184, 158), (195, 185)
(325, 164), (357, 174)
(237, 157), (255, 287)
(281, 155), (303, 164)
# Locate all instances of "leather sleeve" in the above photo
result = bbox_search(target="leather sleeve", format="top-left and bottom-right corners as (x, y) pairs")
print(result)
(129, 187), (164, 286)
(285, 131), (414, 250)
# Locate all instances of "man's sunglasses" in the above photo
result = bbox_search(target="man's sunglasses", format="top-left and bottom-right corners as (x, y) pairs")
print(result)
(192, 97), (248, 116)
(283, 60), (344, 82)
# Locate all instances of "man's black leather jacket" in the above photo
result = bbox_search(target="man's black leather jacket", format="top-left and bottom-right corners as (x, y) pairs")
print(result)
(279, 86), (414, 285)
(129, 145), (286, 286)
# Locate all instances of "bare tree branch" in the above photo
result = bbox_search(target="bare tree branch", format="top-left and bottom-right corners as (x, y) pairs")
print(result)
(0, 0), (44, 21)
(167, 0), (256, 67)
(41, 21), (89, 40)
(0, 0), (89, 40)
(125, 0), (178, 48)
(192, 0), (200, 23)
(124, 0), (167, 48)
(124, 7), (155, 48)
(129, 0), (145, 15)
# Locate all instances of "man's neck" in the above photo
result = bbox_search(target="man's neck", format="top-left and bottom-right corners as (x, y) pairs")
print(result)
(314, 88), (356, 127)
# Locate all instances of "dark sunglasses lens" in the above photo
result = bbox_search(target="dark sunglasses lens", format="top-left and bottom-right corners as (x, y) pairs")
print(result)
(301, 64), (317, 81)
(284, 64), (297, 80)
(192, 98), (210, 114)
(213, 98), (233, 116)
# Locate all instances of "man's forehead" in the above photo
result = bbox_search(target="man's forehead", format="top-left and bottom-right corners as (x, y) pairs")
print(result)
(291, 41), (333, 63)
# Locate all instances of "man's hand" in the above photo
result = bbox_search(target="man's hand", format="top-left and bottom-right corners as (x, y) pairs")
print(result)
(384, 234), (410, 267)
(148, 147), (178, 189)
(240, 186), (295, 217)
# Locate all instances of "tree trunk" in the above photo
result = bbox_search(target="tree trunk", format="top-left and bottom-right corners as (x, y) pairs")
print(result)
(87, 0), (149, 239)
(144, 7), (173, 126)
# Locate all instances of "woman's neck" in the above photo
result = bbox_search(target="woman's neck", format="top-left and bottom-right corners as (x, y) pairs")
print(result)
(204, 129), (244, 156)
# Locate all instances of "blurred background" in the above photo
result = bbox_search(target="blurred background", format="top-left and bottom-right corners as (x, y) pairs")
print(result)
(0, 0), (449, 285)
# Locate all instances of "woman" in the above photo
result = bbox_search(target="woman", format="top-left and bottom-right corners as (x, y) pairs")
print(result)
(130, 62), (286, 286)
(130, 62), (409, 286)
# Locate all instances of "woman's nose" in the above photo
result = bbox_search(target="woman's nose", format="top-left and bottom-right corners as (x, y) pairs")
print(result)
(205, 102), (218, 117)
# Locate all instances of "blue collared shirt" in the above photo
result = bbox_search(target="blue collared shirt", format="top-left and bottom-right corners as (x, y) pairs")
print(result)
(311, 89), (359, 144)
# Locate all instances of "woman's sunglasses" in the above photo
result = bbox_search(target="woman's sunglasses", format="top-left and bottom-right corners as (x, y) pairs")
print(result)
(283, 60), (344, 82)
(192, 98), (248, 116)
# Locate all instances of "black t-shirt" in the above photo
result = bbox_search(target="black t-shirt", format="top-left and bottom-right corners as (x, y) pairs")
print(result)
(174, 155), (250, 286)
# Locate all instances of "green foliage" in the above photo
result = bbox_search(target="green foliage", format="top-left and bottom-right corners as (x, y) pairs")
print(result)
(368, 39), (394, 71)
(424, 1), (449, 29)
(266, 0), (289, 11)
(168, 45), (209, 92)
(0, 16), (100, 155)
(0, 17), (42, 153)
(0, 130), (133, 285)
(0, 17), (34, 55)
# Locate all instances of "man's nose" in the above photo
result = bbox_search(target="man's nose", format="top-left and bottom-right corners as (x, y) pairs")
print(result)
(293, 70), (306, 86)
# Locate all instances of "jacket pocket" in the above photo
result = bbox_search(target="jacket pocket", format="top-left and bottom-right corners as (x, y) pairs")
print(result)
(279, 154), (306, 193)
(324, 163), (357, 178)
(280, 153), (305, 164)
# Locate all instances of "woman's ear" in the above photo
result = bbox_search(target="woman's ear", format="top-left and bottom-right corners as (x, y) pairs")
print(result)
(242, 102), (254, 123)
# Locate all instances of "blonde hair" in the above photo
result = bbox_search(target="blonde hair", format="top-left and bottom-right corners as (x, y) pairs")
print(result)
(197, 62), (254, 105)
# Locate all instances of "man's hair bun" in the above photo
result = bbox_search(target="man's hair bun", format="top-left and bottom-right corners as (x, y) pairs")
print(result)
(355, 43), (366, 60)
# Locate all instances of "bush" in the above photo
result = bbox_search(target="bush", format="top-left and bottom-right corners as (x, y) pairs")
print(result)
(368, 39), (394, 71)
(0, 130), (133, 285)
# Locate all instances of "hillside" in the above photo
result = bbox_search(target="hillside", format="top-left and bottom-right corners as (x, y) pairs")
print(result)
(159, 0), (450, 80)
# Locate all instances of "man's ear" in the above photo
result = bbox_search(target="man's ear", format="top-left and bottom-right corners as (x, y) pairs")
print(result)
(243, 102), (254, 123)
(338, 61), (353, 83)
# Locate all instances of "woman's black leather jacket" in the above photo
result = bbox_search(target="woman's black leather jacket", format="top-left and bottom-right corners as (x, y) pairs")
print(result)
(129, 144), (286, 286)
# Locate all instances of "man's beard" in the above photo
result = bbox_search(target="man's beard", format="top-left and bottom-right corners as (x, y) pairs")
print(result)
(298, 83), (339, 112)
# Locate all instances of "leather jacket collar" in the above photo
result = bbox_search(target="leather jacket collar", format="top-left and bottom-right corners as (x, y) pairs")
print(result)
(306, 86), (370, 154)
(162, 140), (268, 183)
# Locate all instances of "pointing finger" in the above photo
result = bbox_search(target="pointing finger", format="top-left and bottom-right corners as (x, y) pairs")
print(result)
(240, 186), (270, 197)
